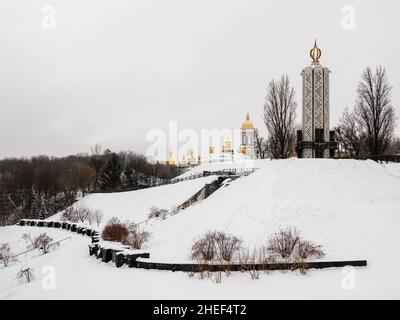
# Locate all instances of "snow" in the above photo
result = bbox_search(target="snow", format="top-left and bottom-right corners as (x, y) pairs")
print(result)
(175, 159), (259, 179)
(1, 159), (400, 299)
(146, 159), (400, 264)
(381, 162), (400, 179)
(50, 176), (217, 226)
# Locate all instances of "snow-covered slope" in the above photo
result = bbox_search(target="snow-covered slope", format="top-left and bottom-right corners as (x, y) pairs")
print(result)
(0, 226), (378, 299)
(175, 159), (260, 179)
(50, 176), (217, 226)
(147, 159), (400, 263)
(381, 162), (400, 179)
(2, 159), (400, 299)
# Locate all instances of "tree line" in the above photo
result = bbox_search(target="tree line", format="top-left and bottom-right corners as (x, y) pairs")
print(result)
(0, 147), (178, 225)
(258, 66), (399, 159)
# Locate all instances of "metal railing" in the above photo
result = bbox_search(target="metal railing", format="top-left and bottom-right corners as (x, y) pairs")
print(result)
(11, 236), (72, 259)
(135, 169), (257, 227)
(152, 168), (257, 187)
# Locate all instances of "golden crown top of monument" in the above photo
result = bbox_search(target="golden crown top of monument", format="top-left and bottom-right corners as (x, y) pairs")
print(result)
(310, 40), (322, 63)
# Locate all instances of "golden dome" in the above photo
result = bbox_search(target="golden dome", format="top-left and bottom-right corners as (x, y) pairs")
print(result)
(166, 151), (175, 165)
(242, 113), (254, 128)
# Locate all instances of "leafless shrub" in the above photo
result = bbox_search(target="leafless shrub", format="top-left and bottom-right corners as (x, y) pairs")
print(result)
(191, 231), (242, 263)
(17, 267), (34, 283)
(215, 232), (242, 262)
(210, 271), (222, 284)
(242, 248), (260, 280)
(238, 248), (250, 272)
(148, 206), (169, 220)
(267, 228), (300, 260)
(191, 231), (218, 262)
(76, 205), (90, 223)
(238, 248), (260, 280)
(0, 243), (16, 267)
(123, 227), (151, 249)
(22, 233), (35, 249)
(86, 210), (94, 225)
(61, 207), (78, 222)
(295, 240), (325, 260)
(101, 217), (129, 242)
(36, 233), (53, 254)
(93, 209), (104, 227)
(22, 232), (53, 254)
(170, 205), (179, 216)
(62, 205), (93, 224)
(292, 259), (310, 275)
(267, 228), (325, 269)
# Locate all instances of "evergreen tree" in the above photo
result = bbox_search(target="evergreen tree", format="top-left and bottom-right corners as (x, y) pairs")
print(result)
(97, 153), (123, 191)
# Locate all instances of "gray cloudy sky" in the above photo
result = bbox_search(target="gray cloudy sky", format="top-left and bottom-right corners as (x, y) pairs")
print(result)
(0, 0), (399, 158)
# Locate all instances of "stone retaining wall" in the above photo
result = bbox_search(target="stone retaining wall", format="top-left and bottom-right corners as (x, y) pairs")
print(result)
(17, 219), (367, 272)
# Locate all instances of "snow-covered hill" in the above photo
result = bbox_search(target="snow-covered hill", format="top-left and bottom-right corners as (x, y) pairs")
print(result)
(50, 175), (217, 226)
(147, 159), (400, 263)
(1, 159), (400, 299)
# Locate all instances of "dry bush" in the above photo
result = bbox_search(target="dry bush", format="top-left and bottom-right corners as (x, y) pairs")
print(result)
(267, 228), (325, 269)
(93, 209), (103, 227)
(215, 232), (242, 262)
(191, 231), (218, 262)
(191, 231), (242, 263)
(239, 248), (261, 279)
(267, 228), (300, 260)
(86, 210), (94, 225)
(0, 243), (16, 267)
(148, 206), (169, 220)
(210, 271), (222, 284)
(22, 233), (53, 254)
(170, 205), (179, 216)
(34, 233), (53, 254)
(295, 240), (325, 260)
(17, 267), (34, 283)
(76, 205), (90, 223)
(123, 227), (151, 249)
(101, 217), (129, 242)
(61, 207), (78, 222)
(61, 205), (92, 224)
(22, 233), (34, 248)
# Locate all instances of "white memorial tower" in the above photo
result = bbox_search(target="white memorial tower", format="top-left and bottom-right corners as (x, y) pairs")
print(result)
(296, 40), (336, 158)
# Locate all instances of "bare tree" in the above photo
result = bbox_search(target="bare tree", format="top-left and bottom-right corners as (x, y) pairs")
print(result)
(17, 267), (34, 283)
(93, 209), (104, 227)
(76, 205), (90, 223)
(123, 227), (151, 249)
(386, 136), (400, 155)
(254, 129), (269, 159)
(335, 108), (365, 158)
(0, 243), (16, 267)
(148, 206), (169, 219)
(263, 75), (297, 159)
(354, 66), (396, 156)
(22, 233), (53, 254)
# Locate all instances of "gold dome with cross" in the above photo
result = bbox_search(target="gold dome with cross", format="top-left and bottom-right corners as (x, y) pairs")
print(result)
(241, 112), (254, 129)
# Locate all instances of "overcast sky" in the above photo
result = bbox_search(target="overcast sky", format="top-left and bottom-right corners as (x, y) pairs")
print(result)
(0, 0), (399, 159)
